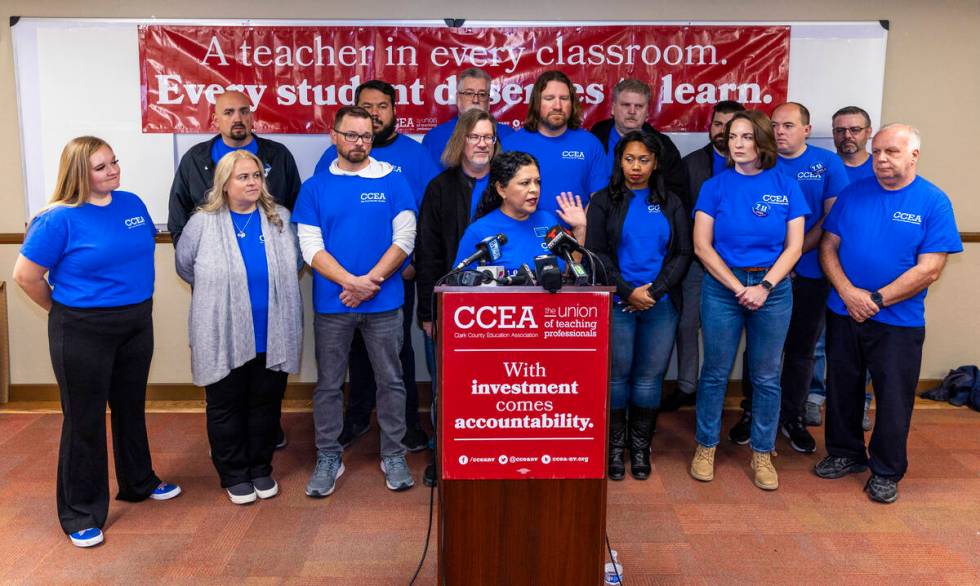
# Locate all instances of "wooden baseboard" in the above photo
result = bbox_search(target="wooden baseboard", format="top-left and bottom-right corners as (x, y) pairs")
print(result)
(6, 379), (941, 403)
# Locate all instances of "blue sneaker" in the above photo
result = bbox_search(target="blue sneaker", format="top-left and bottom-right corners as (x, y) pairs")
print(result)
(149, 482), (182, 501)
(69, 528), (104, 548)
(381, 455), (415, 491)
(306, 451), (344, 498)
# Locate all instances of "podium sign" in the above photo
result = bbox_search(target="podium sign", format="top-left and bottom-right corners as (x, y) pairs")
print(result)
(440, 290), (610, 480)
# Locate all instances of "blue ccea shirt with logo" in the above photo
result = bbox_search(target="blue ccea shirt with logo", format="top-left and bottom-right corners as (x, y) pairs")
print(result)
(230, 210), (269, 353)
(454, 208), (564, 274)
(775, 145), (850, 278)
(694, 169), (809, 269)
(292, 171), (417, 314)
(503, 128), (608, 212)
(21, 190), (157, 308)
(823, 176), (962, 327)
(843, 156), (874, 183)
(313, 134), (439, 207)
(422, 117), (515, 170)
(618, 188), (671, 296)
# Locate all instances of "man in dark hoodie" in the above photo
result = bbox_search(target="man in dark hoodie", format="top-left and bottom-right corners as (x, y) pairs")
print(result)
(590, 79), (689, 209)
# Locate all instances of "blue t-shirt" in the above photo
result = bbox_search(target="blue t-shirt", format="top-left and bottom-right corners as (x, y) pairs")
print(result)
(314, 134), (439, 207)
(503, 128), (608, 211)
(230, 210), (269, 353)
(844, 157), (874, 183)
(422, 117), (515, 169)
(618, 189), (671, 297)
(470, 175), (490, 221)
(292, 171), (417, 314)
(823, 176), (962, 327)
(211, 136), (259, 165)
(712, 150), (729, 176)
(454, 209), (563, 274)
(21, 191), (156, 308)
(694, 169), (810, 268)
(775, 145), (850, 278)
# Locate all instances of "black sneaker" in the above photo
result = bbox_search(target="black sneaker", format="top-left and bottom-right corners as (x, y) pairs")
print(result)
(728, 410), (751, 445)
(660, 390), (696, 413)
(864, 475), (898, 503)
(813, 455), (868, 479)
(402, 425), (430, 452)
(338, 419), (370, 449)
(781, 418), (816, 453)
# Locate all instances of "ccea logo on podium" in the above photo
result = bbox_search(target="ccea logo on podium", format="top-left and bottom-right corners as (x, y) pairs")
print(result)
(453, 305), (539, 330)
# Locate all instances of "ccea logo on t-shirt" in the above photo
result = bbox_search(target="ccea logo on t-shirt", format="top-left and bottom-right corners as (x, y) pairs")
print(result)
(752, 202), (771, 217)
(561, 150), (586, 160)
(535, 225), (551, 249)
(892, 211), (923, 225)
(124, 215), (147, 229)
(258, 234), (266, 244)
(797, 162), (827, 181)
(761, 194), (789, 205)
(647, 204), (662, 213)
(360, 192), (387, 203)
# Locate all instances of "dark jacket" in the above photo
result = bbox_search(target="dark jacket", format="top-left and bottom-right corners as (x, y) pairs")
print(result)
(590, 119), (691, 210)
(682, 143), (718, 212)
(167, 135), (302, 244)
(415, 166), (478, 324)
(585, 184), (693, 312)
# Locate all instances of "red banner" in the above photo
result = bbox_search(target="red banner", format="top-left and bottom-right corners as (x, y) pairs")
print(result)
(139, 24), (789, 134)
(438, 289), (611, 480)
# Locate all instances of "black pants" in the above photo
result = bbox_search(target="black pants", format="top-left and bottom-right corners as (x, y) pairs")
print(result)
(205, 354), (287, 487)
(346, 278), (419, 428)
(49, 300), (160, 535)
(739, 276), (830, 422)
(825, 311), (924, 481)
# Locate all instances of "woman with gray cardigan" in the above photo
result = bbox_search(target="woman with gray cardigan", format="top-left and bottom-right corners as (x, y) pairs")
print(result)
(176, 150), (303, 505)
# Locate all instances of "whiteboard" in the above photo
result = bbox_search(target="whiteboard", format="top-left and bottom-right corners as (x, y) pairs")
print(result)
(12, 18), (887, 225)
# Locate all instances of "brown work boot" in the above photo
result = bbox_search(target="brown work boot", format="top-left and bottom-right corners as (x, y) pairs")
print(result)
(690, 444), (715, 482)
(750, 451), (779, 490)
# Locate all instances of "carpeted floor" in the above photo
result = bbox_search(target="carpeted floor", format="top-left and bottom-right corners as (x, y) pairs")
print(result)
(0, 404), (978, 584)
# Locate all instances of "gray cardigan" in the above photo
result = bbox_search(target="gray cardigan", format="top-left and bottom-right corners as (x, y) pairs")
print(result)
(175, 205), (303, 386)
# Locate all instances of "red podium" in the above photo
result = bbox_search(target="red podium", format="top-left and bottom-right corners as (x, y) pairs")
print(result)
(436, 286), (613, 585)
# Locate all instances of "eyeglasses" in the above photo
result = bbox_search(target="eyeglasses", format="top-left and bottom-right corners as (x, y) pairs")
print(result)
(465, 134), (496, 145)
(832, 126), (868, 136)
(339, 131), (373, 144)
(459, 90), (490, 101)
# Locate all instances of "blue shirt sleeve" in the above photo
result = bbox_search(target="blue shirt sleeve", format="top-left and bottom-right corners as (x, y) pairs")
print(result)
(21, 210), (68, 269)
(388, 173), (418, 217)
(822, 190), (846, 236)
(313, 145), (337, 176)
(825, 155), (851, 199)
(693, 179), (720, 218)
(919, 195), (964, 254)
(786, 179), (811, 221)
(291, 179), (321, 227)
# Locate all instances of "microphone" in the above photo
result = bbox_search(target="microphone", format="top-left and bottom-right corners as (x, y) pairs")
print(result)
(453, 233), (508, 271)
(544, 225), (589, 286)
(534, 255), (562, 293)
(498, 263), (537, 286)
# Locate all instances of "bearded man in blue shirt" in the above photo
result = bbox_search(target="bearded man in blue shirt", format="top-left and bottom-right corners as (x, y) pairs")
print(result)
(814, 124), (963, 504)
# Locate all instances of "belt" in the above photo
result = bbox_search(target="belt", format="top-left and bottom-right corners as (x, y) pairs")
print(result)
(739, 267), (769, 272)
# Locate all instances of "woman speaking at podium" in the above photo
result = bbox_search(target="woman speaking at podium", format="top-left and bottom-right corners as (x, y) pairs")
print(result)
(585, 131), (692, 481)
(453, 151), (586, 273)
(690, 110), (807, 491)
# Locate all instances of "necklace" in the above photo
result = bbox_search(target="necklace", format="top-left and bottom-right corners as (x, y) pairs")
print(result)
(231, 210), (256, 239)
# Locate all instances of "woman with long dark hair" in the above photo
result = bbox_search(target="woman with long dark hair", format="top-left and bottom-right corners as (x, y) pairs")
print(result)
(13, 136), (180, 548)
(586, 131), (693, 480)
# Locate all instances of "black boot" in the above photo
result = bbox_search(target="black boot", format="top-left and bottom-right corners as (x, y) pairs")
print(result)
(608, 409), (627, 481)
(629, 406), (657, 480)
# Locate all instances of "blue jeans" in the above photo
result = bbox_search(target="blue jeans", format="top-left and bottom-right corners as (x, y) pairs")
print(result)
(611, 300), (678, 410)
(696, 270), (792, 453)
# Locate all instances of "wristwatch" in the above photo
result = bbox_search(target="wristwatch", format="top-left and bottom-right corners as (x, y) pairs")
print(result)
(760, 279), (774, 292)
(870, 291), (885, 309)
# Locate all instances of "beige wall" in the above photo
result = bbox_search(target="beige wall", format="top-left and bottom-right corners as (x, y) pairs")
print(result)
(0, 1), (977, 386)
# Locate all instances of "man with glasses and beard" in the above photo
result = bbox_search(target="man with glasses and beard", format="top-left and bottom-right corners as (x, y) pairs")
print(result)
(314, 80), (439, 454)
(295, 106), (419, 496)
